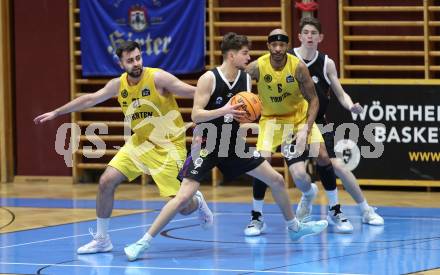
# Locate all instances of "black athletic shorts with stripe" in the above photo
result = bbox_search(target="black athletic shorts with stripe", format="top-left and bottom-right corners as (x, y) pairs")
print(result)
(178, 142), (265, 182)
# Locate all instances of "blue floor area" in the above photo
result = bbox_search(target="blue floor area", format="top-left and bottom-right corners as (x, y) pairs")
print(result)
(1, 198), (439, 274)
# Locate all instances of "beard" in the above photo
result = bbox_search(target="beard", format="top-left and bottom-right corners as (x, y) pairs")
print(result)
(271, 51), (285, 61)
(127, 67), (143, 78)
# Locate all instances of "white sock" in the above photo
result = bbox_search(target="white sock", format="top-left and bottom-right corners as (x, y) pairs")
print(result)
(286, 217), (300, 231)
(140, 232), (153, 243)
(97, 218), (109, 237)
(358, 200), (369, 212)
(303, 184), (315, 197)
(326, 189), (339, 207)
(253, 199), (264, 213)
(195, 191), (203, 210)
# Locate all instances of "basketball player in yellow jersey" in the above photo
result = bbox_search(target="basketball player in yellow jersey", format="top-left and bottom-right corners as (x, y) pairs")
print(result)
(243, 29), (323, 236)
(34, 41), (213, 254)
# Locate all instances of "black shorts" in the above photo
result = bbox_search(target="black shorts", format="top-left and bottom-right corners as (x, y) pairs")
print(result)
(322, 130), (336, 159)
(282, 141), (309, 167)
(178, 145), (265, 182)
(316, 119), (336, 159)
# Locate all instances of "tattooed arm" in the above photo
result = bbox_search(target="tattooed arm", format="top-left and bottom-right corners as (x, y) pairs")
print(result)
(245, 60), (260, 82)
(295, 61), (319, 134)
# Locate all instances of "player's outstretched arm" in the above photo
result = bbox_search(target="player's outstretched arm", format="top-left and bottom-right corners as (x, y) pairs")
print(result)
(191, 72), (245, 123)
(155, 70), (195, 98)
(33, 78), (120, 124)
(296, 61), (319, 132)
(326, 58), (363, 114)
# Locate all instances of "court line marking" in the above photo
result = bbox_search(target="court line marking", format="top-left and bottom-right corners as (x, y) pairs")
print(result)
(0, 211), (436, 274)
(219, 212), (440, 221)
(0, 262), (369, 275)
(0, 216), (198, 249)
(1, 211), (439, 250)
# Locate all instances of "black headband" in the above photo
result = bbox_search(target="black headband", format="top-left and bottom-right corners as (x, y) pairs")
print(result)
(267, 34), (289, 43)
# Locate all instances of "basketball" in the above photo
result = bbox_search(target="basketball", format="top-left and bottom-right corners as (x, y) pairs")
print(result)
(230, 91), (262, 123)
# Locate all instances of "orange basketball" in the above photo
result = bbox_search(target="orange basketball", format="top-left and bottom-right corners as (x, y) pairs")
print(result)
(230, 91), (262, 123)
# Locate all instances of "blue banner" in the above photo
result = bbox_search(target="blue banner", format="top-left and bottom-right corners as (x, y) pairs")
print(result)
(79, 0), (205, 76)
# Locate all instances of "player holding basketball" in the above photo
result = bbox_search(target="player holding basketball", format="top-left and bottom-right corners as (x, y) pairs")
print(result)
(246, 20), (383, 236)
(124, 32), (328, 261)
(243, 29), (325, 236)
(34, 41), (213, 254)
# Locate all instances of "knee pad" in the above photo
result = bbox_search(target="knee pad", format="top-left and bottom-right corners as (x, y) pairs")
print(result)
(317, 163), (337, 191)
(253, 178), (268, 200)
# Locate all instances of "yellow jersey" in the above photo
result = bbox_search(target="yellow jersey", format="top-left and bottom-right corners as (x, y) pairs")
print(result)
(257, 53), (308, 123)
(117, 67), (186, 148)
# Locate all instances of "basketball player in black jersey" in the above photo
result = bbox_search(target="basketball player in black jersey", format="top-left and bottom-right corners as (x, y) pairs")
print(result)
(248, 17), (384, 235)
(123, 32), (328, 261)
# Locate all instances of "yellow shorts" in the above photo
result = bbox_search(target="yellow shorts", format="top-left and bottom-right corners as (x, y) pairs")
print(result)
(256, 117), (324, 153)
(108, 136), (186, 197)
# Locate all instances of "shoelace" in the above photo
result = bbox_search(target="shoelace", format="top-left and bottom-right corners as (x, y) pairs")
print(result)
(80, 228), (102, 249)
(88, 228), (98, 239)
(299, 194), (315, 215)
(88, 228), (108, 242)
(297, 198), (313, 222)
(301, 215), (312, 222)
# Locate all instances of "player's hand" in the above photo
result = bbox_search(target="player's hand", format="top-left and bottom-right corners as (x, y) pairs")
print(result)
(33, 111), (58, 124)
(294, 126), (308, 155)
(350, 103), (363, 114)
(222, 99), (246, 119)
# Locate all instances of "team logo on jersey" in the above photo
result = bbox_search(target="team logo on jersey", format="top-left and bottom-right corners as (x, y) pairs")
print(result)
(142, 88), (150, 97)
(199, 149), (209, 158)
(286, 75), (295, 83)
(121, 89), (128, 98)
(176, 160), (183, 170)
(216, 96), (223, 105)
(226, 92), (233, 98)
(264, 74), (272, 83)
(312, 76), (319, 84)
(129, 5), (149, 32)
(194, 157), (204, 169)
(132, 98), (140, 108)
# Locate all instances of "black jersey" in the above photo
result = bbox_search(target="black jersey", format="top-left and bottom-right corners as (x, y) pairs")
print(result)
(289, 48), (331, 123)
(197, 67), (251, 151)
(179, 68), (264, 182)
